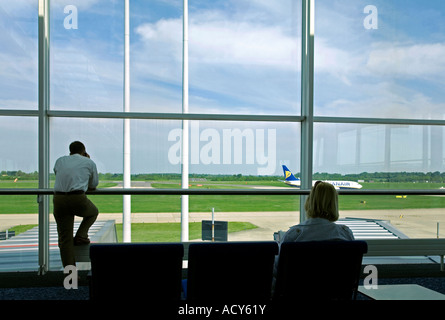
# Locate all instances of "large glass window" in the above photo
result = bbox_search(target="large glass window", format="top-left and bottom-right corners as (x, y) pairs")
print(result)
(2, 1), (445, 273)
(312, 0), (445, 241)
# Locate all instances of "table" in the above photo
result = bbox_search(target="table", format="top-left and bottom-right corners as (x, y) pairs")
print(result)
(358, 284), (445, 300)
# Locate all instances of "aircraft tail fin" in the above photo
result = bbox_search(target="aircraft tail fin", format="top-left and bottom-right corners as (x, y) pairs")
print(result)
(282, 165), (299, 182)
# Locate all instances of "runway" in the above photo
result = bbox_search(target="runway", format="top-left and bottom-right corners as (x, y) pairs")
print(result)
(0, 220), (116, 272)
(2, 208), (445, 239)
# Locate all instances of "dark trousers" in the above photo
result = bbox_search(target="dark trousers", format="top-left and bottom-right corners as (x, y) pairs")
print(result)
(53, 194), (98, 267)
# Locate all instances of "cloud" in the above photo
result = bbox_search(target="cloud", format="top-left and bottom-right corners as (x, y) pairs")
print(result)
(134, 12), (299, 68)
(314, 40), (445, 86)
(50, 41), (124, 111)
(133, 10), (300, 114)
(366, 42), (445, 80)
(319, 82), (445, 119)
(314, 38), (364, 86)
(188, 15), (299, 68)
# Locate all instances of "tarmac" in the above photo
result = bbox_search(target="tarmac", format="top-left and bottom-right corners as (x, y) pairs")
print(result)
(1, 208), (445, 240)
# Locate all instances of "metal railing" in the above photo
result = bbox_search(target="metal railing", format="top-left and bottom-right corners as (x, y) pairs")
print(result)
(1, 188), (445, 196)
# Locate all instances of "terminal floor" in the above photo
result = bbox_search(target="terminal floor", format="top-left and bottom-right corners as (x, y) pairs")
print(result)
(0, 264), (444, 300)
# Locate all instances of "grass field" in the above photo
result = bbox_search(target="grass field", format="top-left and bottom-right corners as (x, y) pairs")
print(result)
(1, 180), (445, 214)
(115, 221), (257, 242)
(9, 222), (257, 242)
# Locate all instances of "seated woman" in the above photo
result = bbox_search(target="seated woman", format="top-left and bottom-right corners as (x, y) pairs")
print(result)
(279, 181), (354, 243)
(272, 181), (354, 291)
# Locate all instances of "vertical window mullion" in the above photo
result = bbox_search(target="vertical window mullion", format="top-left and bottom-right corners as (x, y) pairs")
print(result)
(38, 0), (50, 274)
(300, 0), (314, 222)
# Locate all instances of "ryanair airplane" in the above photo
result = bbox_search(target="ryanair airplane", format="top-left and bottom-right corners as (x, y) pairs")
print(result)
(281, 165), (363, 190)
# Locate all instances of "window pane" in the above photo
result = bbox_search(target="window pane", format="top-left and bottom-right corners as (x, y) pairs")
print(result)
(129, 119), (300, 242)
(0, 117), (38, 176)
(188, 0), (302, 115)
(50, 117), (123, 269)
(130, 0), (183, 113)
(50, 1), (124, 111)
(314, 0), (445, 119)
(0, 116), (38, 272)
(0, 1), (38, 110)
(50, 118), (123, 173)
(315, 122), (445, 240)
(132, 119), (293, 173)
(314, 123), (444, 174)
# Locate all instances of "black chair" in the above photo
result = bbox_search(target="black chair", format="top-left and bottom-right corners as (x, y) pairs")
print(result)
(273, 240), (368, 300)
(186, 241), (279, 302)
(89, 243), (184, 301)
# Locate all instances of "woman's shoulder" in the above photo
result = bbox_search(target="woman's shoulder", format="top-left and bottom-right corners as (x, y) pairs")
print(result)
(281, 225), (303, 242)
(337, 224), (355, 240)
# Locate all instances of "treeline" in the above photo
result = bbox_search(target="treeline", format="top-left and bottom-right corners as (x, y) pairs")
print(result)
(101, 173), (279, 182)
(313, 171), (445, 183)
(2, 170), (445, 183)
(1, 171), (39, 180)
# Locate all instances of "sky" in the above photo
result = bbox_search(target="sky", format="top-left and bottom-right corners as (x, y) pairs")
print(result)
(1, 0), (445, 176)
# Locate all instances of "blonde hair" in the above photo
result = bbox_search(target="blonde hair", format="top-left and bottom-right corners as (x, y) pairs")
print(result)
(304, 181), (339, 222)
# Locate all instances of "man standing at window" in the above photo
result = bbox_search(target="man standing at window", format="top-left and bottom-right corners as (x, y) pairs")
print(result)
(53, 141), (99, 268)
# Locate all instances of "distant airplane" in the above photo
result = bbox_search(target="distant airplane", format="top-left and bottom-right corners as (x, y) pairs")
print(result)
(281, 165), (363, 190)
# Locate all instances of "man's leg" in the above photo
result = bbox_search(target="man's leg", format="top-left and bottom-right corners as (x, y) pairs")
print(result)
(53, 195), (76, 267)
(74, 194), (99, 241)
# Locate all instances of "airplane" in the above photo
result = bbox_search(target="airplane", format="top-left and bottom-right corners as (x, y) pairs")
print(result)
(281, 165), (363, 190)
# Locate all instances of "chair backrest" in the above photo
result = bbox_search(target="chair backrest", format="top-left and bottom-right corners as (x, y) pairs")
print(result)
(89, 243), (184, 301)
(274, 240), (368, 300)
(186, 241), (279, 301)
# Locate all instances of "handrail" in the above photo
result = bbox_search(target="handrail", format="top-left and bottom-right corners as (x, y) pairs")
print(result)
(1, 188), (445, 196)
(47, 110), (304, 122)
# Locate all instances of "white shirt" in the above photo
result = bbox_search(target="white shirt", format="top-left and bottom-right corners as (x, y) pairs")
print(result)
(54, 154), (99, 192)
